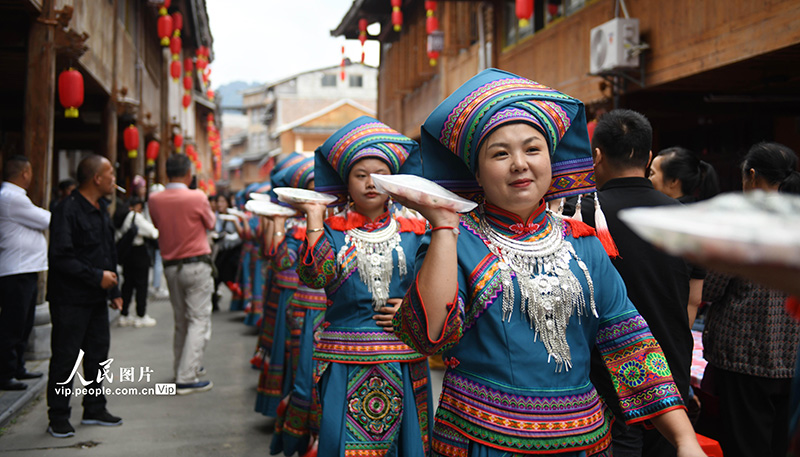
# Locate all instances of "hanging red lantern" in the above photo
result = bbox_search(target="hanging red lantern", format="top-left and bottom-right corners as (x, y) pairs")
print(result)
(145, 140), (160, 166)
(183, 75), (193, 91)
(182, 93), (191, 110)
(123, 125), (139, 159)
(425, 1), (439, 34)
(170, 35), (182, 59)
(196, 160), (203, 172)
(184, 57), (194, 73)
(391, 0), (403, 32)
(202, 71), (209, 85)
(428, 49), (440, 67)
(158, 14), (173, 46)
(358, 18), (368, 63)
(58, 68), (84, 119)
(173, 133), (183, 152)
(170, 60), (181, 81)
(185, 144), (196, 160)
(547, 2), (559, 17)
(340, 45), (346, 81)
(159, 0), (171, 16)
(207, 89), (215, 101)
(516, 0), (534, 27)
(171, 11), (183, 37)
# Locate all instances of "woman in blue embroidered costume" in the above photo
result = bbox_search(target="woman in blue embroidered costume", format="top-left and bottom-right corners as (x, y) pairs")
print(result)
(253, 152), (309, 415)
(286, 116), (432, 457)
(392, 69), (705, 457)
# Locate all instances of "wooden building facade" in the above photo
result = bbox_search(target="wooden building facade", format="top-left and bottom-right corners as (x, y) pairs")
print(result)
(0, 0), (217, 210)
(333, 0), (800, 191)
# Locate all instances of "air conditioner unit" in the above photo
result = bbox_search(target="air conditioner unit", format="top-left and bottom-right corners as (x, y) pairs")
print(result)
(590, 18), (640, 74)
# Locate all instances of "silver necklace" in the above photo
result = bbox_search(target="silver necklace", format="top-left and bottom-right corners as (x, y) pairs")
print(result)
(337, 217), (406, 311)
(477, 207), (596, 372)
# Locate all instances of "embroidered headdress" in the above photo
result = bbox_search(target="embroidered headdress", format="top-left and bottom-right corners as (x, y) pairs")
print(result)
(268, 154), (315, 205)
(315, 116), (421, 206)
(421, 68), (595, 202)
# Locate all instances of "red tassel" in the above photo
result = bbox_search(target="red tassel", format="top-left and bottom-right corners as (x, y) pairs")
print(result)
(250, 348), (265, 369)
(276, 395), (290, 418)
(563, 218), (596, 239)
(301, 438), (318, 457)
(593, 194), (620, 258)
(786, 296), (800, 320)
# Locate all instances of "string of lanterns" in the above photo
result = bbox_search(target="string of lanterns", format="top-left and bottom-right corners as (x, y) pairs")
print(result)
(425, 1), (439, 66)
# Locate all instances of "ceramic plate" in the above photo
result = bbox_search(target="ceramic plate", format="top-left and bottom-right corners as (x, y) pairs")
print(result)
(273, 187), (337, 205)
(249, 193), (272, 201)
(244, 200), (296, 217)
(618, 191), (800, 267)
(371, 174), (478, 213)
(218, 214), (239, 222)
(227, 208), (248, 219)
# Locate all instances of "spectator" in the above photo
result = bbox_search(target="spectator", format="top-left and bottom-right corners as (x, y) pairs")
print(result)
(649, 147), (720, 203)
(47, 154), (123, 438)
(50, 178), (76, 211)
(0, 155), (49, 391)
(148, 154), (215, 395)
(702, 141), (800, 457)
(585, 109), (696, 457)
(147, 183), (168, 299)
(116, 197), (159, 328)
(211, 193), (241, 311)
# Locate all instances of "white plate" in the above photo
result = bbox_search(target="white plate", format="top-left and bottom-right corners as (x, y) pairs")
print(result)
(273, 187), (337, 205)
(370, 174), (478, 214)
(249, 193), (272, 201)
(218, 214), (239, 222)
(244, 200), (297, 217)
(618, 191), (800, 267)
(227, 208), (248, 219)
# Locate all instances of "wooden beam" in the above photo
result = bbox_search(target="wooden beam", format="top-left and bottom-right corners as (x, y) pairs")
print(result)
(22, 0), (55, 208)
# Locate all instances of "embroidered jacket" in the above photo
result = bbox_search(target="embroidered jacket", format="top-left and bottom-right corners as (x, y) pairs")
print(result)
(394, 203), (685, 455)
(297, 207), (427, 365)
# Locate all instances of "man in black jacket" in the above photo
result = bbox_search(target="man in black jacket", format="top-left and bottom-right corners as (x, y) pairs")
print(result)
(585, 110), (695, 457)
(46, 154), (124, 438)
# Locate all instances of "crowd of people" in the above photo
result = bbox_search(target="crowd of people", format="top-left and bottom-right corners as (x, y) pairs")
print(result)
(1, 68), (799, 456)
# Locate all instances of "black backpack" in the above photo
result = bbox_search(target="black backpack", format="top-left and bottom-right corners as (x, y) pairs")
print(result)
(116, 213), (138, 264)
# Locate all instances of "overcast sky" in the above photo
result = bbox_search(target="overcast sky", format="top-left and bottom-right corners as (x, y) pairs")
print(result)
(206, 0), (380, 88)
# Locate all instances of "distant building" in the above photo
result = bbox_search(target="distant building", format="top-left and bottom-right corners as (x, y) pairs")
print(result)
(226, 62), (377, 190)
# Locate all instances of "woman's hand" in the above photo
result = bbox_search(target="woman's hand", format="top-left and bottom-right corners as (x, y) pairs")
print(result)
(391, 192), (460, 228)
(373, 298), (402, 332)
(287, 200), (327, 219)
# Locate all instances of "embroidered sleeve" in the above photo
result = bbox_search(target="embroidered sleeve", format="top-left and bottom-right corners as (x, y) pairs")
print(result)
(585, 234), (685, 424)
(270, 235), (298, 271)
(297, 232), (337, 289)
(596, 311), (685, 424)
(394, 233), (466, 355)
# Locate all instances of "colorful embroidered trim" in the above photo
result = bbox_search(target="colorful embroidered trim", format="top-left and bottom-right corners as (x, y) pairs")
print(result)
(596, 311), (685, 423)
(289, 285), (327, 311)
(326, 122), (411, 180)
(313, 329), (426, 364)
(274, 269), (299, 289)
(435, 370), (612, 452)
(548, 157), (596, 201)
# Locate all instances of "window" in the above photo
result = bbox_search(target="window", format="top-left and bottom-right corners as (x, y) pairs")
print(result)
(349, 75), (363, 87)
(504, 2), (534, 48)
(321, 74), (337, 87)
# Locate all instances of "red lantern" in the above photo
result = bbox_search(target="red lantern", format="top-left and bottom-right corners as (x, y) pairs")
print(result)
(358, 19), (368, 63)
(340, 45), (346, 82)
(171, 11), (183, 37)
(123, 125), (139, 159)
(516, 0), (534, 27)
(158, 14), (173, 46)
(186, 144), (196, 160)
(173, 133), (183, 152)
(170, 60), (181, 81)
(196, 160), (203, 172)
(183, 75), (193, 91)
(170, 35), (182, 59)
(391, 0), (403, 32)
(145, 140), (160, 166)
(547, 3), (559, 16)
(184, 57), (194, 73)
(58, 68), (84, 119)
(182, 93), (191, 110)
(428, 49), (440, 67)
(207, 89), (215, 101)
(159, 0), (171, 16)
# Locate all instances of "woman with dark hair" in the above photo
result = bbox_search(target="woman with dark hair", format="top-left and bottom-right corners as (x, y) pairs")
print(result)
(287, 117), (432, 457)
(211, 193), (242, 311)
(701, 141), (800, 457)
(392, 68), (704, 456)
(649, 147), (720, 202)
